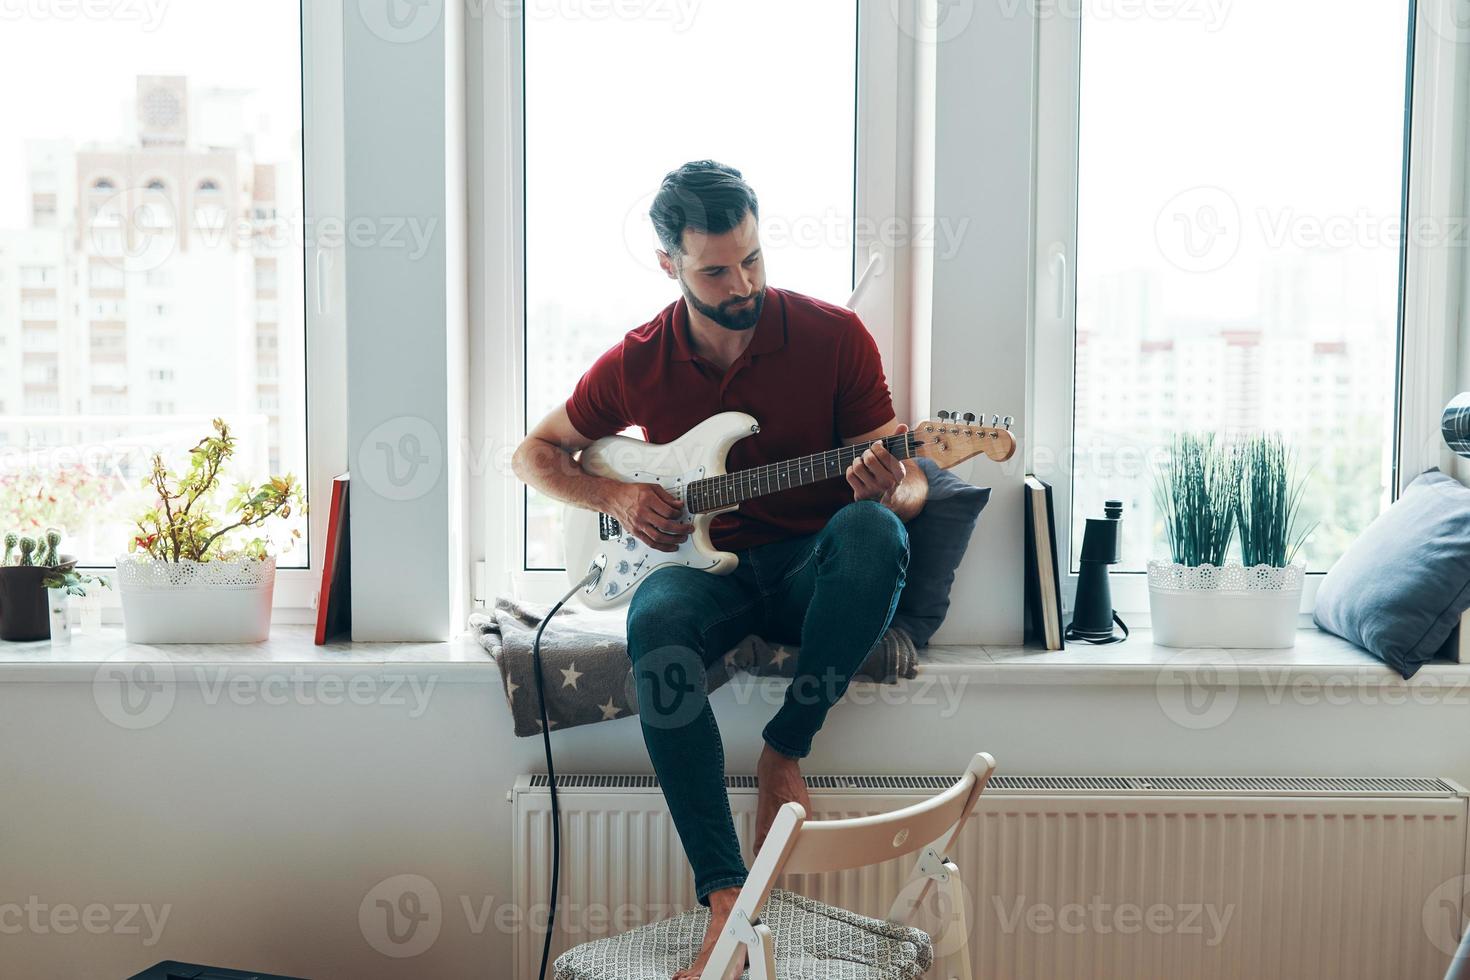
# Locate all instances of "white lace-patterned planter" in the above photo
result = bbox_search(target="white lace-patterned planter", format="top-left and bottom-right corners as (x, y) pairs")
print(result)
(116, 555), (276, 643)
(1147, 560), (1304, 649)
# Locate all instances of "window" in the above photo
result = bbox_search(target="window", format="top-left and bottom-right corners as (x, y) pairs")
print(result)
(1038, 1), (1414, 588)
(22, 325), (59, 350)
(21, 298), (59, 319)
(255, 259), (278, 293)
(19, 265), (55, 287)
(0, 2), (309, 569)
(520, 0), (860, 570)
(88, 262), (126, 289)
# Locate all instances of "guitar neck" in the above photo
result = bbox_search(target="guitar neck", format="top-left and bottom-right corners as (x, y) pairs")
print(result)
(686, 431), (919, 514)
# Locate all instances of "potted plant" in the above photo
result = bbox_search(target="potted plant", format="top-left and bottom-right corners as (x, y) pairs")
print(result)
(116, 418), (304, 643)
(0, 526), (80, 641)
(1148, 432), (1311, 648)
(43, 565), (110, 643)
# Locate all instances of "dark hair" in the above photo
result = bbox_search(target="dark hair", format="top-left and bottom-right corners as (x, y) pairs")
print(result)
(648, 160), (759, 257)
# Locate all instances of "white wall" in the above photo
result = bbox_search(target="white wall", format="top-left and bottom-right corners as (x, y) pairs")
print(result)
(342, 3), (454, 640)
(5, 665), (1470, 978)
(922, 4), (1035, 645)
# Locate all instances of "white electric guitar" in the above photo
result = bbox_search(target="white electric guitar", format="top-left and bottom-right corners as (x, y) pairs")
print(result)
(563, 411), (1016, 609)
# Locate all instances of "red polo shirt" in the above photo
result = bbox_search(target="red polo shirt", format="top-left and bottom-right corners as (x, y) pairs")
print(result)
(566, 286), (895, 551)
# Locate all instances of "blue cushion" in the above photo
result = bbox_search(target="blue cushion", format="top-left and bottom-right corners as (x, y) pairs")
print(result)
(1313, 469), (1470, 678)
(889, 457), (991, 647)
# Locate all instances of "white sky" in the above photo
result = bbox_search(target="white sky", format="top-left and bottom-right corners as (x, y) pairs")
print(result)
(0, 0), (302, 227)
(1077, 0), (1411, 323)
(525, 0), (858, 329)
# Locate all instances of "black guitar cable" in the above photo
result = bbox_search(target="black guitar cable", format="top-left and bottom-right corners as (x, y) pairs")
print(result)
(532, 557), (605, 980)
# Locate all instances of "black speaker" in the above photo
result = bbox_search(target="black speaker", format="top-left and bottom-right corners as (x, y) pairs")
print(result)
(1065, 499), (1129, 644)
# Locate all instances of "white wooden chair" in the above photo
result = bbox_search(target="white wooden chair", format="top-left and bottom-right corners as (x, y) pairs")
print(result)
(697, 751), (996, 980)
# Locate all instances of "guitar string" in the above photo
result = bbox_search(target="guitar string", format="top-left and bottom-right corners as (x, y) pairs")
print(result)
(689, 435), (912, 513)
(684, 431), (921, 515)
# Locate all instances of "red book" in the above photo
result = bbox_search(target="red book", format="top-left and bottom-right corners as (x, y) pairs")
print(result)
(314, 473), (351, 644)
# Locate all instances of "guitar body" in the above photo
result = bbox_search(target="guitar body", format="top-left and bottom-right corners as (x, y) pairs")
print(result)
(563, 412), (759, 609)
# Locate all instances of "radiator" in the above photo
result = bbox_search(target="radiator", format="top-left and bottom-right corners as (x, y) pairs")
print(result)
(511, 774), (1470, 980)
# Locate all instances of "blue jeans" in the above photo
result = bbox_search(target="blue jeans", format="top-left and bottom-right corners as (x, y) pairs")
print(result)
(625, 500), (910, 904)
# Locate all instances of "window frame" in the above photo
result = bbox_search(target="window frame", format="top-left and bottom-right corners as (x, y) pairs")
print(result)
(74, 0), (347, 623)
(476, 0), (916, 603)
(1030, 0), (1466, 619)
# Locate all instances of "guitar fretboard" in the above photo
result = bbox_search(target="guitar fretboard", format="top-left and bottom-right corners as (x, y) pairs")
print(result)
(685, 432), (919, 514)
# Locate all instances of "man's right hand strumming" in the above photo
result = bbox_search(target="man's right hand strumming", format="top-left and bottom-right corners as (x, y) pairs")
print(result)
(599, 481), (693, 553)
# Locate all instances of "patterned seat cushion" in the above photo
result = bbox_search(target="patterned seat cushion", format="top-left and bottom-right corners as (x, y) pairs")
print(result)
(553, 888), (933, 980)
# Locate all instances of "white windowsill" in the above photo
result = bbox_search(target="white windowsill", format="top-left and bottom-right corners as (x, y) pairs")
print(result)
(0, 625), (494, 682)
(916, 629), (1469, 688)
(0, 625), (1462, 690)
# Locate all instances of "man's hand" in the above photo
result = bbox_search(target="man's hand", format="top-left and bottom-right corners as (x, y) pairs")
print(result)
(845, 423), (908, 508)
(601, 481), (694, 553)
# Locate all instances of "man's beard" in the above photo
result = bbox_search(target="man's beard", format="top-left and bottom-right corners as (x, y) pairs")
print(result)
(680, 279), (765, 331)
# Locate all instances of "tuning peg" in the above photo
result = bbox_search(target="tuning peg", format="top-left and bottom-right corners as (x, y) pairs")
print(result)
(990, 414), (1000, 428)
(937, 410), (950, 420)
(1002, 415), (1014, 431)
(962, 412), (975, 424)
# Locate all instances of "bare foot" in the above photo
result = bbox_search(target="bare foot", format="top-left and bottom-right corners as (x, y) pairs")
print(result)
(673, 886), (744, 980)
(754, 743), (811, 856)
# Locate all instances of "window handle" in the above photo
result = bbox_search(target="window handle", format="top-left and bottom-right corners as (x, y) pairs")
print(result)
(846, 250), (883, 311)
(315, 248), (330, 316)
(1048, 244), (1068, 321)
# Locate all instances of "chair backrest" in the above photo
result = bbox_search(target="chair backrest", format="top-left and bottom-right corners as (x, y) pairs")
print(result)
(702, 752), (997, 980)
(781, 752), (996, 876)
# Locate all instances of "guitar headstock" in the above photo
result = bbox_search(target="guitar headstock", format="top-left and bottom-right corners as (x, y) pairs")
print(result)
(911, 411), (1016, 469)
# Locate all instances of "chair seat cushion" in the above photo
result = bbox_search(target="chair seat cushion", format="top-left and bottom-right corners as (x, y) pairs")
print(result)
(553, 888), (934, 980)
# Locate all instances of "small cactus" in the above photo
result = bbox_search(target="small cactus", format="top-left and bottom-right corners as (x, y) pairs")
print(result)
(2, 531), (16, 566)
(17, 536), (36, 566)
(42, 528), (62, 567)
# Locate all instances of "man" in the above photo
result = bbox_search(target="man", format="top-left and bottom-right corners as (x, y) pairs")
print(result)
(512, 160), (926, 978)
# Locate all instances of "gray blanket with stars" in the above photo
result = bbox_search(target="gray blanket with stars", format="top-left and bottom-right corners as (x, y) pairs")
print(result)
(471, 596), (918, 737)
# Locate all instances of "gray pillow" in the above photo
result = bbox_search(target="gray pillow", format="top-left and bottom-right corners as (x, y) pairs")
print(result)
(1313, 469), (1470, 678)
(889, 457), (991, 647)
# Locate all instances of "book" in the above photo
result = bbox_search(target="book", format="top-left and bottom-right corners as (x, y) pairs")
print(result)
(314, 473), (351, 644)
(1454, 609), (1470, 664)
(1023, 475), (1064, 650)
